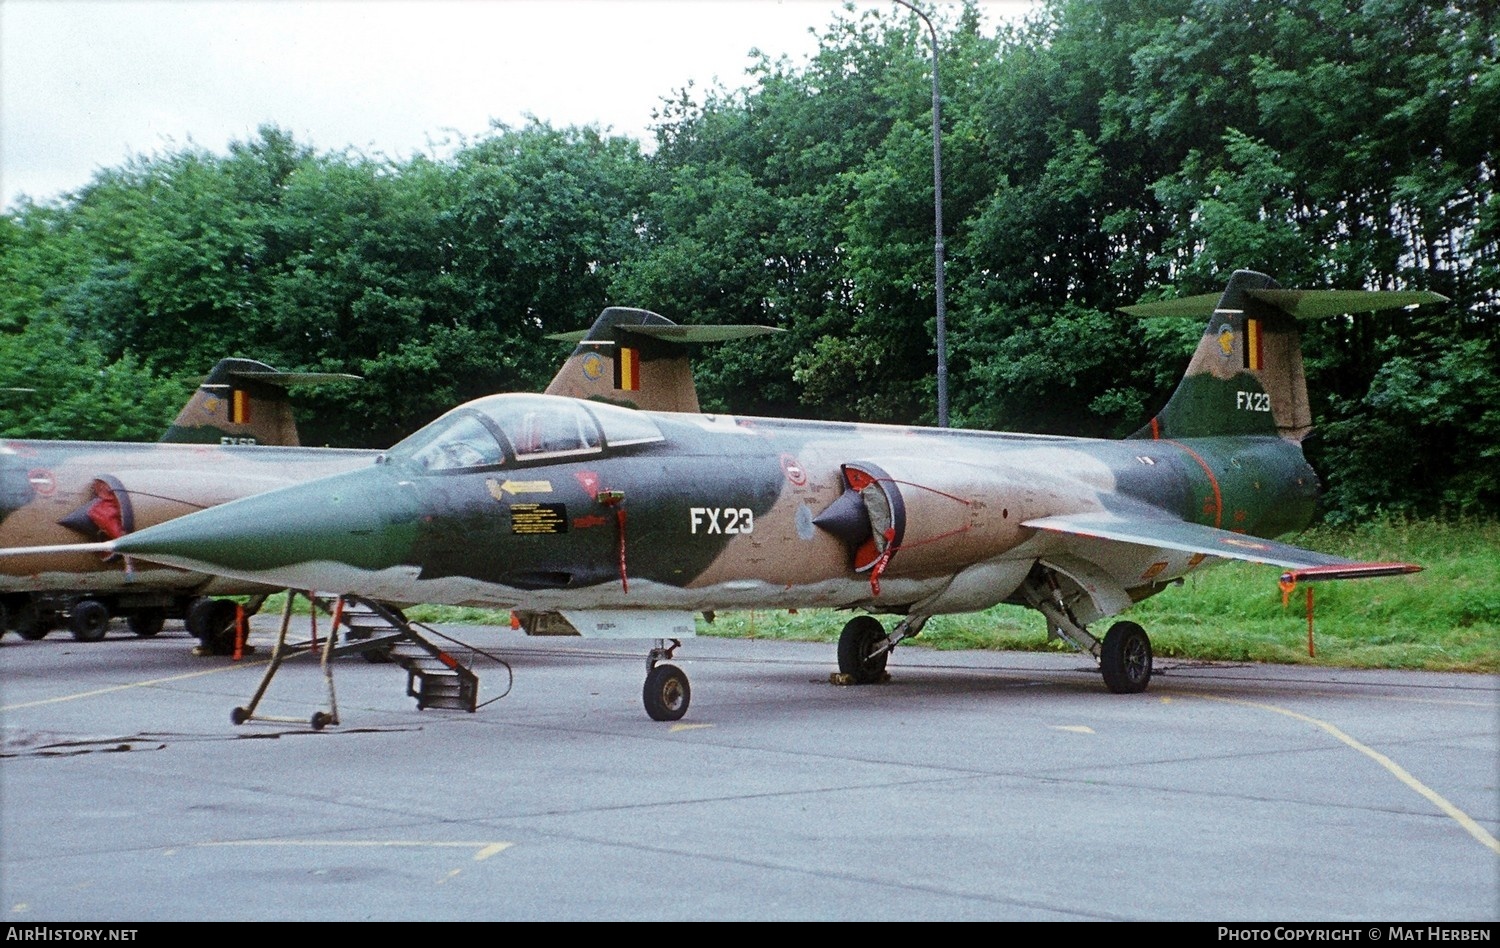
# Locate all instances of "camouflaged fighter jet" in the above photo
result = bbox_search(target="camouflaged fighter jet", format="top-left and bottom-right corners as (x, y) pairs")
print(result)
(23, 271), (1440, 721)
(0, 321), (770, 651)
(0, 358), (371, 646)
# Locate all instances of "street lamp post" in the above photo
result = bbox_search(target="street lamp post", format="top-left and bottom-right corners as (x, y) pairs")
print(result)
(890, 0), (949, 427)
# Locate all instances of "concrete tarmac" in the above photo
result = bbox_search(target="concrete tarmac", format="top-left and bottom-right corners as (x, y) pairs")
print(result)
(2, 618), (1496, 922)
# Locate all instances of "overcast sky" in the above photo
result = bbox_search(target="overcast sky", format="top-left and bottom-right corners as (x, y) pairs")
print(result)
(1, 0), (1037, 212)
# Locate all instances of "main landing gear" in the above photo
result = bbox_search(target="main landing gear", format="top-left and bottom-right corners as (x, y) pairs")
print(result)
(1021, 566), (1153, 694)
(830, 569), (1155, 695)
(643, 639), (689, 721)
(185, 596), (266, 655)
(834, 613), (927, 685)
(1098, 620), (1153, 694)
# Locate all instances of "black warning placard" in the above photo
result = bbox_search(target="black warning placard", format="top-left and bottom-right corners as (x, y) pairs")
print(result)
(510, 503), (568, 535)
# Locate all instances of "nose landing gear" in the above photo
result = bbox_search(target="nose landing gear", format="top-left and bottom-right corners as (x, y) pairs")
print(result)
(643, 639), (689, 722)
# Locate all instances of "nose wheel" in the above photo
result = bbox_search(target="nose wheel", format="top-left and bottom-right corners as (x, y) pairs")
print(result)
(643, 639), (690, 721)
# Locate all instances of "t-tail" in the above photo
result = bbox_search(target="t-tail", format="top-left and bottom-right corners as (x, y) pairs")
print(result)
(160, 358), (361, 446)
(544, 307), (782, 413)
(1126, 269), (1448, 443)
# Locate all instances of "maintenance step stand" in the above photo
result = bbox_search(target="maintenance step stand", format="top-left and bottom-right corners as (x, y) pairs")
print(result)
(232, 592), (483, 729)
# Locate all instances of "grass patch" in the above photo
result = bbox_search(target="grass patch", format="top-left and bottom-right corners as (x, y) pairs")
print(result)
(248, 519), (1498, 674)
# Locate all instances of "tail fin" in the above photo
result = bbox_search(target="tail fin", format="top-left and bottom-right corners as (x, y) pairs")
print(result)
(544, 307), (781, 413)
(1125, 270), (1447, 442)
(160, 358), (361, 446)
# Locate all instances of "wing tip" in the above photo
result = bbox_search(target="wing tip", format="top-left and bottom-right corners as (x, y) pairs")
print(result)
(1279, 562), (1424, 583)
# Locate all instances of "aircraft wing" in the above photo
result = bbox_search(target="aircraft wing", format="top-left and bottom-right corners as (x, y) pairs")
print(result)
(1023, 512), (1421, 581)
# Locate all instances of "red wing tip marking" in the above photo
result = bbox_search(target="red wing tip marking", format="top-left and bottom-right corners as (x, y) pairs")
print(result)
(1279, 562), (1424, 583)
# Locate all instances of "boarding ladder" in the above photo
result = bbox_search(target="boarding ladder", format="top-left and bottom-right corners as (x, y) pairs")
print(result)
(231, 592), (487, 729)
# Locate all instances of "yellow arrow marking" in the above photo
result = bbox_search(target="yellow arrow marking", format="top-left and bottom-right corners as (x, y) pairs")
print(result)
(1193, 693), (1500, 855)
(200, 840), (514, 861)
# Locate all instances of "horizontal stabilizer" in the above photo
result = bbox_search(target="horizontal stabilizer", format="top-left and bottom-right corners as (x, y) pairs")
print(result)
(163, 358), (361, 446)
(1024, 511), (1422, 577)
(221, 368), (363, 387)
(545, 308), (780, 413)
(1121, 288), (1448, 319)
(546, 324), (782, 344)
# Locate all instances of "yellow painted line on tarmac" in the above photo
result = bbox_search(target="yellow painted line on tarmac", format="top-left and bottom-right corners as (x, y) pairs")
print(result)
(199, 839), (513, 861)
(1195, 693), (1500, 855)
(1051, 725), (1095, 734)
(0, 658), (269, 711)
(669, 723), (714, 733)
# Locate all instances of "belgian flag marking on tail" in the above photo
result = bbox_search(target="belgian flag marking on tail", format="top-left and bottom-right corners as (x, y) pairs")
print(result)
(231, 389), (250, 424)
(615, 347), (640, 391)
(1245, 318), (1264, 371)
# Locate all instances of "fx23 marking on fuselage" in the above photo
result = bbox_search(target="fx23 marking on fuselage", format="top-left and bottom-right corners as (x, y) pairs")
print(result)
(6, 271), (1439, 722)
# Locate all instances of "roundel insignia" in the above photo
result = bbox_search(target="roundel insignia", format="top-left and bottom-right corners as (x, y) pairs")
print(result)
(581, 352), (606, 381)
(27, 469), (56, 496)
(780, 454), (807, 486)
(1216, 325), (1235, 359)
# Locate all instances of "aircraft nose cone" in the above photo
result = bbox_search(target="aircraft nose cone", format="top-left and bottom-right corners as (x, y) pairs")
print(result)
(113, 465), (419, 577)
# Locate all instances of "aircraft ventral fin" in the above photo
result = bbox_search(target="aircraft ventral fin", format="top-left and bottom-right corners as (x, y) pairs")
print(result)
(1022, 512), (1422, 579)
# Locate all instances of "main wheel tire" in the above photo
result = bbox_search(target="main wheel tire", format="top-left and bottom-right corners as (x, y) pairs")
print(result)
(188, 599), (240, 655)
(184, 597), (214, 639)
(69, 599), (110, 642)
(14, 602), (51, 641)
(126, 608), (166, 638)
(643, 663), (691, 722)
(1101, 620), (1153, 694)
(837, 615), (889, 684)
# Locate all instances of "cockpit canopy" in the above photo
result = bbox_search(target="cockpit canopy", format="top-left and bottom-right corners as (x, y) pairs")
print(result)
(387, 394), (664, 473)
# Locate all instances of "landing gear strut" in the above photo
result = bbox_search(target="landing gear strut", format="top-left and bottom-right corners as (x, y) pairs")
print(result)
(643, 639), (689, 721)
(1021, 566), (1154, 694)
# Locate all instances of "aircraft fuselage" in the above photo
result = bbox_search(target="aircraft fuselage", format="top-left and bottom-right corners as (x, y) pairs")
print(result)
(107, 394), (1321, 619)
